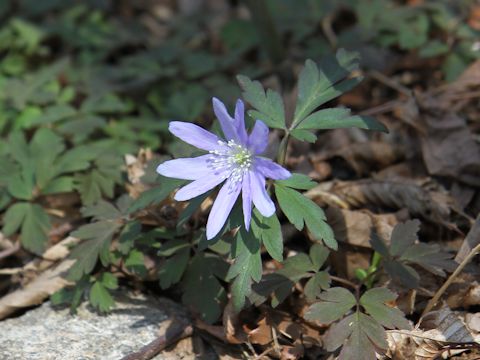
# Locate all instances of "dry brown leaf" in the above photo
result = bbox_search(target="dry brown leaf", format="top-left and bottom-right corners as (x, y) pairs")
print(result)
(382, 308), (479, 359)
(0, 258), (75, 320)
(314, 141), (404, 176)
(307, 180), (455, 227)
(0, 237), (78, 320)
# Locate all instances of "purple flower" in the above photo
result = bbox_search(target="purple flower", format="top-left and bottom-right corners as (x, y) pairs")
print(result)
(157, 97), (291, 239)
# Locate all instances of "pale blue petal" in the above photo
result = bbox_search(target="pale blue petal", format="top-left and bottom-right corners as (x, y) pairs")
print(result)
(235, 99), (248, 145)
(212, 97), (239, 142)
(255, 157), (291, 180)
(206, 178), (241, 239)
(251, 171), (275, 217)
(175, 172), (226, 201)
(247, 120), (269, 154)
(156, 155), (212, 180)
(242, 171), (253, 230)
(169, 121), (222, 151)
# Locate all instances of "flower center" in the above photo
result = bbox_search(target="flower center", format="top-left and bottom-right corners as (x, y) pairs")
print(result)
(208, 140), (253, 184)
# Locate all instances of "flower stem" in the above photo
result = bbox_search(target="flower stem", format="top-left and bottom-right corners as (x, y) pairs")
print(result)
(277, 131), (290, 166)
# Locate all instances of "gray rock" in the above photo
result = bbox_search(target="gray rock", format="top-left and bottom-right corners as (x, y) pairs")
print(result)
(0, 293), (192, 360)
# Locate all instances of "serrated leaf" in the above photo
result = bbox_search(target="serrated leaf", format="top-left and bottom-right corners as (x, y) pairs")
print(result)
(159, 248), (190, 289)
(296, 108), (351, 129)
(304, 287), (356, 323)
(304, 271), (330, 302)
(289, 128), (317, 143)
(42, 176), (74, 194)
(124, 249), (147, 277)
(20, 203), (51, 254)
(74, 169), (114, 205)
(68, 221), (122, 281)
(384, 260), (420, 288)
(99, 272), (118, 290)
(182, 252), (228, 323)
(251, 210), (283, 261)
(227, 228), (262, 311)
(309, 243), (330, 270)
(89, 281), (115, 313)
(294, 51), (361, 126)
(275, 173), (317, 190)
(177, 191), (210, 228)
(117, 220), (141, 254)
(127, 177), (186, 213)
(390, 219), (420, 257)
(2, 202), (29, 236)
(237, 75), (286, 129)
(275, 184), (337, 249)
(360, 288), (410, 329)
(7, 170), (34, 200)
(82, 200), (122, 221)
(299, 112), (388, 133)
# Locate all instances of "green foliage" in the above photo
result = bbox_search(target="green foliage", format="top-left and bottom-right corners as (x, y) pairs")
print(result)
(370, 220), (455, 288)
(182, 252), (228, 323)
(305, 287), (410, 359)
(237, 75), (286, 129)
(250, 244), (330, 307)
(275, 182), (337, 250)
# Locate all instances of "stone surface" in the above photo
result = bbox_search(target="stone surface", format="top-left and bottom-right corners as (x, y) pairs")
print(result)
(0, 293), (192, 360)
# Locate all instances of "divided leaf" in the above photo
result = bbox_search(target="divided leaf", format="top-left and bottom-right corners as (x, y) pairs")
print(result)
(67, 220), (123, 281)
(370, 220), (454, 288)
(275, 184), (337, 250)
(226, 228), (262, 311)
(237, 75), (286, 129)
(304, 287), (356, 324)
(182, 252), (228, 323)
(294, 50), (362, 126)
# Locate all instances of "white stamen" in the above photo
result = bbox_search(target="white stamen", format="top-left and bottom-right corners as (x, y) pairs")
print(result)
(208, 139), (253, 187)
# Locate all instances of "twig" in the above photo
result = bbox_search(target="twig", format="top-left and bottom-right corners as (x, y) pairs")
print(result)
(0, 241), (20, 260)
(330, 275), (358, 289)
(421, 241), (480, 318)
(368, 70), (412, 97)
(120, 323), (193, 360)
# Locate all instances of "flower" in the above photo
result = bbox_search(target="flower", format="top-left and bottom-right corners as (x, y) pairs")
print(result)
(157, 97), (291, 239)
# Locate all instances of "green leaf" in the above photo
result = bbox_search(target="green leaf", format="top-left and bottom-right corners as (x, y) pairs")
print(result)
(30, 128), (65, 189)
(127, 177), (186, 213)
(2, 202), (29, 236)
(309, 243), (330, 270)
(176, 191), (210, 228)
(82, 200), (122, 221)
(98, 272), (118, 290)
(304, 271), (330, 302)
(227, 228), (262, 311)
(275, 184), (337, 249)
(237, 75), (286, 129)
(390, 219), (420, 257)
(159, 248), (190, 289)
(7, 171), (35, 200)
(182, 252), (228, 323)
(304, 287), (356, 324)
(360, 288), (410, 329)
(324, 312), (388, 360)
(20, 204), (51, 254)
(117, 220), (142, 254)
(89, 281), (115, 313)
(298, 111), (388, 133)
(42, 176), (74, 194)
(293, 50), (362, 126)
(67, 221), (122, 281)
(251, 210), (283, 261)
(124, 249), (147, 277)
(275, 173), (317, 190)
(290, 129), (317, 143)
(74, 169), (115, 205)
(28, 104), (77, 126)
(250, 253), (313, 307)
